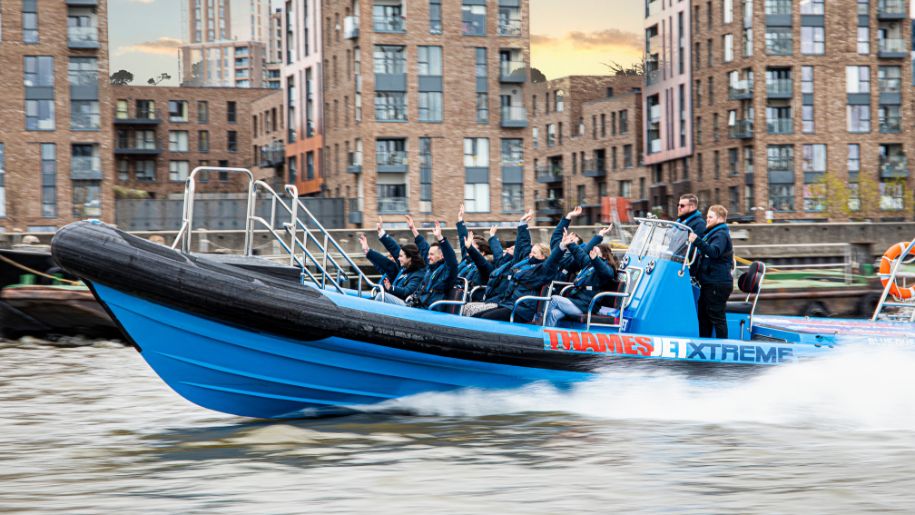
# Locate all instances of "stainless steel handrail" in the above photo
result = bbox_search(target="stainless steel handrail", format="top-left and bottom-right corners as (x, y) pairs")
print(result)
(873, 238), (915, 321)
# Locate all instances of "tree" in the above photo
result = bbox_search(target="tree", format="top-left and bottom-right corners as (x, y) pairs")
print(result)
(530, 67), (547, 83)
(857, 174), (882, 221)
(147, 73), (172, 86)
(818, 171), (852, 220)
(603, 60), (644, 77)
(109, 69), (134, 86)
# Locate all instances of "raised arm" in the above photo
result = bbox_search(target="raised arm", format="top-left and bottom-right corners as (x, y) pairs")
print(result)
(487, 226), (504, 262)
(513, 210), (534, 264)
(360, 233), (399, 280)
(552, 206), (582, 249)
(582, 225), (613, 254)
(433, 221), (459, 281)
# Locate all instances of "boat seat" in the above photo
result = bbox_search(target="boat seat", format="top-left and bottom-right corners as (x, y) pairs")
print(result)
(726, 301), (753, 314)
(443, 287), (465, 315)
(738, 261), (766, 294)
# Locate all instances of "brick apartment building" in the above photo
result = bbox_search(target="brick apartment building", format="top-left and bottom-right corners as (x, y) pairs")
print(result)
(0, 0), (113, 231)
(318, 0), (534, 228)
(529, 75), (648, 225)
(112, 85), (276, 198)
(644, 0), (914, 222)
(251, 90), (286, 186)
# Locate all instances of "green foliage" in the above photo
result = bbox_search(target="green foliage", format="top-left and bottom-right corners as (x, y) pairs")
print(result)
(109, 69), (134, 86)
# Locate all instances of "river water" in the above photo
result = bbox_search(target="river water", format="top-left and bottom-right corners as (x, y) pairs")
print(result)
(3, 337), (915, 513)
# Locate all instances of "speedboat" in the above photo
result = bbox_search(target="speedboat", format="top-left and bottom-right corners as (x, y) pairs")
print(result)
(49, 169), (915, 419)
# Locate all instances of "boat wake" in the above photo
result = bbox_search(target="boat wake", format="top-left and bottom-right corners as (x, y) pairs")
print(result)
(362, 341), (915, 431)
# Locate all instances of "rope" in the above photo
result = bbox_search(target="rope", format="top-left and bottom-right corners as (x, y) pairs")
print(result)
(0, 252), (81, 286)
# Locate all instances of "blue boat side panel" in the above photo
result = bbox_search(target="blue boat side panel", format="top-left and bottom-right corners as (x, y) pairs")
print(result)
(93, 283), (590, 419)
(623, 258), (700, 338)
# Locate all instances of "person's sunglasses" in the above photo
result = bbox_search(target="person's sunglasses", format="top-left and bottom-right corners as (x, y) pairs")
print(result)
(677, 203), (688, 208)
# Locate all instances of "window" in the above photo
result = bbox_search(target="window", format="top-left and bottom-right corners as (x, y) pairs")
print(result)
(23, 1), (38, 44)
(879, 66), (901, 93)
(800, 26), (824, 55)
(168, 100), (188, 122)
(137, 99), (155, 119)
(116, 100), (128, 119)
(373, 1), (404, 32)
(802, 144), (827, 174)
(498, 5), (522, 36)
(475, 47), (487, 78)
(800, 0), (824, 14)
(857, 27), (870, 54)
(723, 0), (733, 23)
(847, 105), (871, 132)
(769, 184), (795, 211)
(117, 159), (129, 182)
(417, 46), (443, 76)
(169, 160), (190, 181)
(226, 101), (236, 123)
(71, 101), (100, 130)
(197, 101), (208, 123)
(462, 3), (486, 36)
(418, 92), (443, 122)
(135, 160), (155, 181)
(376, 138), (407, 166)
(546, 124), (556, 146)
(168, 130), (189, 152)
(227, 130), (237, 152)
(26, 100), (54, 131)
(532, 127), (538, 149)
(198, 130), (210, 152)
(375, 92), (407, 121)
(846, 66), (870, 93)
(24, 56), (53, 87)
(623, 145), (633, 168)
(420, 138), (433, 213)
(476, 93), (489, 123)
(765, 27), (792, 55)
(0, 145), (4, 217)
(463, 137), (489, 167)
(879, 105), (901, 133)
(728, 148), (739, 176)
(803, 183), (826, 212)
(619, 110), (629, 133)
(555, 90), (565, 112)
(464, 183), (490, 212)
(373, 45), (405, 74)
(501, 138), (523, 167)
(880, 181), (905, 211)
(40, 144), (56, 217)
(502, 184), (523, 213)
(72, 181), (101, 217)
(378, 183), (408, 214)
(429, 0), (442, 34)
(723, 34), (734, 62)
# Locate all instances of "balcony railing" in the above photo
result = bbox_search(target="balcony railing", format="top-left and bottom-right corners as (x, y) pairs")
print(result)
(344, 16), (359, 39)
(259, 142), (285, 167)
(67, 26), (99, 48)
(498, 20), (522, 36)
(535, 198), (564, 214)
(499, 60), (526, 83)
(880, 156), (909, 178)
(377, 150), (407, 167)
(582, 159), (606, 177)
(728, 80), (754, 100)
(764, 0), (792, 15)
(730, 119), (754, 139)
(878, 38), (907, 55)
(646, 69), (660, 86)
(878, 0), (906, 18)
(378, 197), (408, 214)
(767, 158), (793, 172)
(500, 105), (528, 128)
(535, 164), (563, 183)
(347, 152), (363, 173)
(766, 79), (792, 97)
(373, 15), (405, 33)
(71, 156), (102, 178)
(114, 108), (161, 125)
(880, 116), (902, 133)
(767, 118), (793, 134)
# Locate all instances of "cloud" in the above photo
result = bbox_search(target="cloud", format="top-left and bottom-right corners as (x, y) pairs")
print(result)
(532, 29), (641, 52)
(115, 37), (183, 57)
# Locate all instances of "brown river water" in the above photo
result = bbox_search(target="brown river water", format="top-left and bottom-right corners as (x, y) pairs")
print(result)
(3, 336), (915, 513)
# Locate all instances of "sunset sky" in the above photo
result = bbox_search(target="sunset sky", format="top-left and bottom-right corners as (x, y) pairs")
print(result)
(109, 0), (643, 85)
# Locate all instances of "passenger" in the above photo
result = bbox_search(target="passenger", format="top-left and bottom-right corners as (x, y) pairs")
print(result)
(462, 220), (530, 316)
(545, 232), (619, 327)
(677, 193), (706, 236)
(359, 221), (425, 305)
(551, 206), (604, 282)
(455, 203), (492, 288)
(473, 211), (565, 323)
(406, 221), (459, 311)
(687, 204), (735, 339)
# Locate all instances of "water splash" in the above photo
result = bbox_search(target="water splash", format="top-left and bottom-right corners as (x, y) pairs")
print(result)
(366, 342), (915, 431)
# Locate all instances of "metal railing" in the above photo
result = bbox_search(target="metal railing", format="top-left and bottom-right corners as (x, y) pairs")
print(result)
(172, 166), (378, 297)
(733, 242), (855, 284)
(873, 238), (915, 322)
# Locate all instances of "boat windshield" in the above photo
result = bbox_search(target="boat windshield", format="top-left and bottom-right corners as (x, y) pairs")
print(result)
(628, 219), (691, 263)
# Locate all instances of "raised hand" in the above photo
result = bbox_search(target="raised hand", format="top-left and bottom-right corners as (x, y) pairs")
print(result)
(489, 225), (498, 238)
(599, 224), (613, 237)
(383, 277), (392, 290)
(458, 203), (465, 222)
(688, 232), (698, 243)
(404, 214), (419, 237)
(464, 232), (474, 249)
(376, 216), (384, 237)
(566, 206), (583, 220)
(358, 233), (369, 253)
(432, 220), (443, 240)
(521, 209), (535, 224)
(589, 247), (601, 260)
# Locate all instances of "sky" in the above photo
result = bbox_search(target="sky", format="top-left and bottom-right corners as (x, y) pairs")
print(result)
(109, 0), (643, 86)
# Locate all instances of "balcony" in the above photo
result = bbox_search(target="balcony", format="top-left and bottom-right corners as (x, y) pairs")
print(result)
(535, 164), (563, 184)
(114, 109), (161, 125)
(348, 199), (363, 225)
(378, 197), (408, 214)
(344, 16), (359, 39)
(878, 38), (907, 58)
(880, 156), (909, 178)
(730, 119), (754, 139)
(766, 79), (792, 98)
(259, 142), (285, 167)
(728, 80), (754, 100)
(766, 118), (793, 134)
(582, 159), (607, 178)
(498, 20), (522, 36)
(535, 198), (564, 216)
(68, 26), (99, 49)
(373, 15), (405, 33)
(500, 106), (528, 128)
(347, 152), (363, 173)
(499, 60), (526, 83)
(646, 69), (660, 86)
(880, 116), (902, 133)
(114, 145), (161, 156)
(878, 0), (906, 19)
(376, 151), (407, 173)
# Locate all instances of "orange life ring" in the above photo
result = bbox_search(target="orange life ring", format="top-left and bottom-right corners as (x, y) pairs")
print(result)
(879, 242), (915, 300)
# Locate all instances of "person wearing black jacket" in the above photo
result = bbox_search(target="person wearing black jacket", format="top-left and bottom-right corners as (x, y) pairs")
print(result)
(688, 204), (734, 338)
(455, 203), (491, 288)
(359, 220), (426, 305)
(462, 222), (528, 316)
(544, 235), (619, 327)
(409, 220), (459, 310)
(676, 194), (707, 236)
